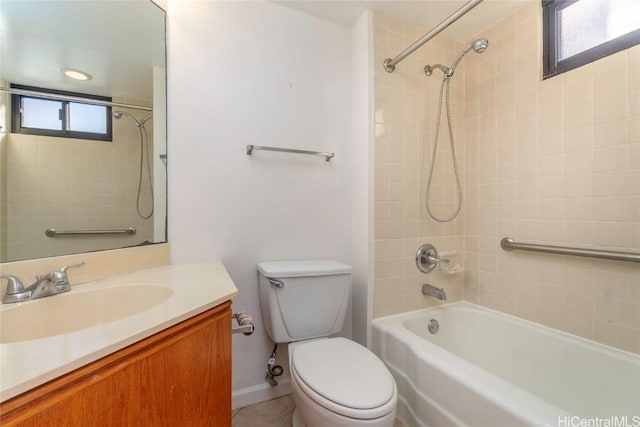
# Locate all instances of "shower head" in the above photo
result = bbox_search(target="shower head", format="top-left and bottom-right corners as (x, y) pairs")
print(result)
(471, 38), (489, 53)
(448, 38), (489, 75)
(423, 38), (489, 78)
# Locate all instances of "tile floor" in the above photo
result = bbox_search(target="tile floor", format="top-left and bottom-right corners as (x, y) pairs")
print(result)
(232, 395), (408, 427)
(232, 395), (296, 427)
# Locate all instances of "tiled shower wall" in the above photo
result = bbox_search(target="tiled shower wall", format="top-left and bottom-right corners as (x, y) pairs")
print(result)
(2, 103), (154, 261)
(373, 2), (639, 354)
(463, 2), (640, 353)
(373, 13), (465, 317)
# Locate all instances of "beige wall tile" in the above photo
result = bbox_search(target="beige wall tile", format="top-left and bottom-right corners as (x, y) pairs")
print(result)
(3, 104), (155, 263)
(595, 119), (629, 148)
(564, 311), (593, 339)
(372, 5), (638, 355)
(460, 1), (639, 354)
(594, 320), (628, 350)
(373, 12), (465, 317)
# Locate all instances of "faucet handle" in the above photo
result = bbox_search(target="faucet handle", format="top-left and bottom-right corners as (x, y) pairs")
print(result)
(1, 275), (25, 295)
(60, 261), (86, 274)
(51, 262), (85, 287)
(427, 255), (449, 264)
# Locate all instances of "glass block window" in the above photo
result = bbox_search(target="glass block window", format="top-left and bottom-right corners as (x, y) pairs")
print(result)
(11, 84), (112, 141)
(543, 0), (640, 78)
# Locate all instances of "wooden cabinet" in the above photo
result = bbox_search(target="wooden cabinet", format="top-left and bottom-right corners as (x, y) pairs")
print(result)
(0, 301), (232, 426)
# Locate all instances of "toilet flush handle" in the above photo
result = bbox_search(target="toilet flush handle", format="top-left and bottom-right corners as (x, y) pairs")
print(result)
(268, 277), (284, 288)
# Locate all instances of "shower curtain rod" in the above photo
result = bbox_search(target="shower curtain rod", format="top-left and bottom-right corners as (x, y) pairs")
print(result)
(0, 87), (153, 111)
(383, 0), (483, 73)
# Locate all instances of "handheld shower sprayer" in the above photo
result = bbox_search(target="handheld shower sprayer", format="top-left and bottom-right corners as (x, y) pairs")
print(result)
(424, 38), (488, 78)
(423, 38), (489, 222)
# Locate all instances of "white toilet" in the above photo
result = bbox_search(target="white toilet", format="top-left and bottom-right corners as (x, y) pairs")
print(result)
(258, 260), (397, 427)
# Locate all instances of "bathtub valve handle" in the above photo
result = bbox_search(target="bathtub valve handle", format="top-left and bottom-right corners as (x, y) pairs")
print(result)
(416, 244), (446, 273)
(427, 255), (449, 265)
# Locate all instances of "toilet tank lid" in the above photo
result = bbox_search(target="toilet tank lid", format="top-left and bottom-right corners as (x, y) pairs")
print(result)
(257, 260), (351, 277)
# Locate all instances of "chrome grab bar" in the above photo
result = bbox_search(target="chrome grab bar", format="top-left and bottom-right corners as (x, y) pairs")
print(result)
(500, 237), (640, 263)
(45, 227), (137, 237)
(246, 145), (334, 161)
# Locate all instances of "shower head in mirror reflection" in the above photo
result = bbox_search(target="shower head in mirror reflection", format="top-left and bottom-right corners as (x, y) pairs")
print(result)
(113, 111), (153, 128)
(112, 111), (155, 220)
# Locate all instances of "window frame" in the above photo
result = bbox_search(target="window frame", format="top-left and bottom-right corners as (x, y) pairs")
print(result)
(11, 84), (113, 141)
(542, 0), (640, 79)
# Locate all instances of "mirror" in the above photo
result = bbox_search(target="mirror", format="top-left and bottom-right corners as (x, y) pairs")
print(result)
(0, 0), (167, 262)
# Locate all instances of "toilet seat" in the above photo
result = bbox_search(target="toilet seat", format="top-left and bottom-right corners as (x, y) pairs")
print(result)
(290, 338), (397, 420)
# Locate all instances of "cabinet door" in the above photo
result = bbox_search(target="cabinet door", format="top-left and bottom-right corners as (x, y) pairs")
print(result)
(1, 302), (232, 426)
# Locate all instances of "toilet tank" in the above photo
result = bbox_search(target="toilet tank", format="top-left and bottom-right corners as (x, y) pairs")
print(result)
(258, 260), (352, 343)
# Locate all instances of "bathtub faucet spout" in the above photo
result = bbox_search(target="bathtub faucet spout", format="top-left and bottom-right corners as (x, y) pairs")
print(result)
(422, 283), (446, 301)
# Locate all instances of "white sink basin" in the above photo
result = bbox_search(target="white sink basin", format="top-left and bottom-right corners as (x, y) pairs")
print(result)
(0, 285), (173, 343)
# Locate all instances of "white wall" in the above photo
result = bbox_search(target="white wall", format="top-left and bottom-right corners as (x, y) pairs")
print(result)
(0, 82), (7, 261)
(350, 10), (374, 346)
(167, 0), (354, 407)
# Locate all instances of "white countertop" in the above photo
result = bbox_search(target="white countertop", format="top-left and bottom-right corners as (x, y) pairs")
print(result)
(0, 261), (238, 402)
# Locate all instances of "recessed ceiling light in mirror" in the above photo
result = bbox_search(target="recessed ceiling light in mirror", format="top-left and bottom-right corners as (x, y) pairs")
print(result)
(62, 68), (93, 81)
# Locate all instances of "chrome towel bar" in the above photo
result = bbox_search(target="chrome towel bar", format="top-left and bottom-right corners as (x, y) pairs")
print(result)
(246, 145), (334, 161)
(45, 227), (137, 237)
(500, 237), (640, 263)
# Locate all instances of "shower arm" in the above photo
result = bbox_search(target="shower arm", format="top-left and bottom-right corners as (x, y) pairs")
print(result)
(424, 64), (451, 77)
(424, 39), (488, 78)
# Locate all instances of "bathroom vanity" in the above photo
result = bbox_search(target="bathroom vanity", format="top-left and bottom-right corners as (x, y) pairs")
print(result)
(0, 261), (238, 426)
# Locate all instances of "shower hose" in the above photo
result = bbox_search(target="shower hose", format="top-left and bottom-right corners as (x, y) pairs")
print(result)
(136, 124), (154, 220)
(425, 75), (463, 223)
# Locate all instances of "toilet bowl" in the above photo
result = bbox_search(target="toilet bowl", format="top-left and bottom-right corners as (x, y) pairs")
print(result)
(257, 260), (397, 427)
(289, 338), (397, 427)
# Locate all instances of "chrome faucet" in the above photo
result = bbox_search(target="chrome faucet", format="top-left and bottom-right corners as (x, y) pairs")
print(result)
(422, 283), (446, 301)
(1, 262), (85, 304)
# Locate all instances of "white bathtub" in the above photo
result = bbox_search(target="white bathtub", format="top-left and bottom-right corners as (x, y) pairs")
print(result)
(372, 302), (640, 427)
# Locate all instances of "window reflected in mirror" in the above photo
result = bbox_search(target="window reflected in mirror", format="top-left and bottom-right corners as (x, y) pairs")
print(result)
(0, 1), (167, 262)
